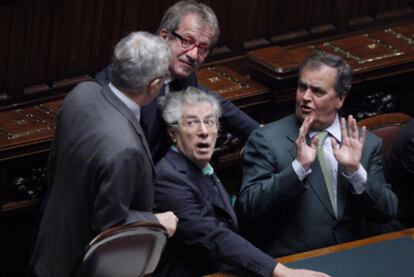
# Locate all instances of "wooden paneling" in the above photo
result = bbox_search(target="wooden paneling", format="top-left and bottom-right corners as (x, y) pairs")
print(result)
(0, 0), (413, 108)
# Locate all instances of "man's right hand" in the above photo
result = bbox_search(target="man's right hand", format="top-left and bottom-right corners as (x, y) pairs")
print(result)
(155, 211), (178, 238)
(273, 263), (330, 277)
(295, 116), (318, 171)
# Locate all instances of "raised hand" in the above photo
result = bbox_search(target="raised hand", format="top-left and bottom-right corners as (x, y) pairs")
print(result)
(331, 115), (366, 175)
(296, 116), (319, 171)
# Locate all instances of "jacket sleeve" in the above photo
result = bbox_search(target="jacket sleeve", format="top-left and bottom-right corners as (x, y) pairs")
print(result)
(238, 128), (307, 220)
(91, 147), (158, 233)
(155, 163), (276, 277)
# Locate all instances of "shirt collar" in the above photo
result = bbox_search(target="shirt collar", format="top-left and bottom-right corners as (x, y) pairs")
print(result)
(309, 114), (341, 142)
(164, 76), (173, 85)
(109, 82), (141, 121)
(171, 145), (214, 176)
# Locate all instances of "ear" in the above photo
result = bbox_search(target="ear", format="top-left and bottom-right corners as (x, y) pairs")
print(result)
(336, 93), (347, 110)
(160, 28), (169, 39)
(168, 129), (177, 143)
(149, 77), (163, 96)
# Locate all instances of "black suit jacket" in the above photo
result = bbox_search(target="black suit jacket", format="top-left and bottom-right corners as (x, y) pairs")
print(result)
(238, 114), (397, 258)
(96, 65), (259, 163)
(31, 82), (158, 277)
(384, 118), (414, 229)
(153, 149), (276, 277)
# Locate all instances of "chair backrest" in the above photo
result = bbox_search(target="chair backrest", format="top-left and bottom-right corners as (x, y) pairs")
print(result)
(357, 113), (412, 159)
(76, 222), (167, 277)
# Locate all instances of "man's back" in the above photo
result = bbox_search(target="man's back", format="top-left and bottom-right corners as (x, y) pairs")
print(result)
(31, 82), (155, 277)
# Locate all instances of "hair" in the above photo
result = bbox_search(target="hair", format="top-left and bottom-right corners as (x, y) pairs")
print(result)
(158, 87), (222, 131)
(111, 31), (170, 92)
(299, 51), (352, 97)
(157, 0), (220, 46)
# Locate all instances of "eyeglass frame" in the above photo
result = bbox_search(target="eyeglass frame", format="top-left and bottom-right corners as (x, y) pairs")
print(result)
(170, 31), (211, 56)
(172, 117), (219, 131)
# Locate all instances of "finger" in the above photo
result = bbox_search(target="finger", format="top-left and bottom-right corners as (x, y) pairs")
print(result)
(359, 126), (366, 144)
(298, 116), (313, 143)
(340, 117), (347, 139)
(349, 114), (358, 139)
(310, 135), (319, 149)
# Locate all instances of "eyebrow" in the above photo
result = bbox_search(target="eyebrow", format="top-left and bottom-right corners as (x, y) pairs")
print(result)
(182, 113), (215, 120)
(298, 80), (327, 94)
(179, 33), (210, 46)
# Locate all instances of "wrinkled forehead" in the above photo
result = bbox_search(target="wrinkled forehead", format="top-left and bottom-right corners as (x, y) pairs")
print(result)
(299, 65), (337, 89)
(181, 101), (216, 118)
(176, 13), (215, 44)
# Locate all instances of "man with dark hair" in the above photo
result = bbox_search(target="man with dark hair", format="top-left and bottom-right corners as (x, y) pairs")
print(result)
(30, 32), (178, 277)
(96, 0), (259, 163)
(238, 51), (397, 257)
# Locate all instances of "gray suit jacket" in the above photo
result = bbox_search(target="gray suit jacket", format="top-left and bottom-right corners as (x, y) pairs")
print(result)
(31, 82), (158, 277)
(238, 114), (397, 257)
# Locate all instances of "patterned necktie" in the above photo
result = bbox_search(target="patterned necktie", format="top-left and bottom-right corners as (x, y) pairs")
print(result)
(317, 131), (337, 216)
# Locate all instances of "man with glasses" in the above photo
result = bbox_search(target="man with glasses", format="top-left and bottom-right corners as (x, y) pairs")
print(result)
(152, 87), (329, 277)
(96, 0), (259, 163)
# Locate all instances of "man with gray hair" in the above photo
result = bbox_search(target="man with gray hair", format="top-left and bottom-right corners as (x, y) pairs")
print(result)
(238, 51), (397, 258)
(30, 31), (178, 277)
(152, 87), (329, 277)
(96, 0), (259, 163)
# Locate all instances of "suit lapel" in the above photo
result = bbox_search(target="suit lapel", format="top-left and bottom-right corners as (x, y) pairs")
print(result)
(211, 174), (239, 230)
(170, 150), (238, 229)
(102, 85), (153, 167)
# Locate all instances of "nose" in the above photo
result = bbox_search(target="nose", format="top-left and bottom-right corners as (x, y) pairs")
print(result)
(185, 45), (199, 61)
(197, 121), (209, 136)
(302, 88), (312, 101)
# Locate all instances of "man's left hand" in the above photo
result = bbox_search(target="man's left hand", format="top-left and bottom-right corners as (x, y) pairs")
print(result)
(331, 115), (366, 175)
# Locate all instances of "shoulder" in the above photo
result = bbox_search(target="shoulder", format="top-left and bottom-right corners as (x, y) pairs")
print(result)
(63, 81), (103, 106)
(250, 114), (297, 141)
(363, 128), (382, 147)
(156, 150), (187, 176)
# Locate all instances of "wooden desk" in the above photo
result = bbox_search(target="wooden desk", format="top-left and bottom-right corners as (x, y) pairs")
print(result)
(205, 228), (414, 277)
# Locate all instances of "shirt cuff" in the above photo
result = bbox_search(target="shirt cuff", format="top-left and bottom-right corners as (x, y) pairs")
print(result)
(342, 164), (367, 194)
(292, 159), (312, 181)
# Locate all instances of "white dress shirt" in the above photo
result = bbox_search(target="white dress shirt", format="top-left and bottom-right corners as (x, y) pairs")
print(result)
(109, 82), (141, 123)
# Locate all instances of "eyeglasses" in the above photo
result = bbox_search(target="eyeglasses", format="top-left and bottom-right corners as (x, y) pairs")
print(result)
(171, 31), (210, 56)
(175, 118), (218, 131)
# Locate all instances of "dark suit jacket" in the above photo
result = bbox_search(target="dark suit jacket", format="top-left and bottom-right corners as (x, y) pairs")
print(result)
(237, 114), (398, 258)
(384, 118), (414, 229)
(96, 65), (259, 163)
(31, 82), (158, 277)
(153, 149), (276, 277)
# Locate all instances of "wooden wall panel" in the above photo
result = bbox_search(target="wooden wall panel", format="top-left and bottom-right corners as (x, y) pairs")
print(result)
(0, 1), (13, 99)
(348, 0), (414, 29)
(0, 0), (413, 108)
